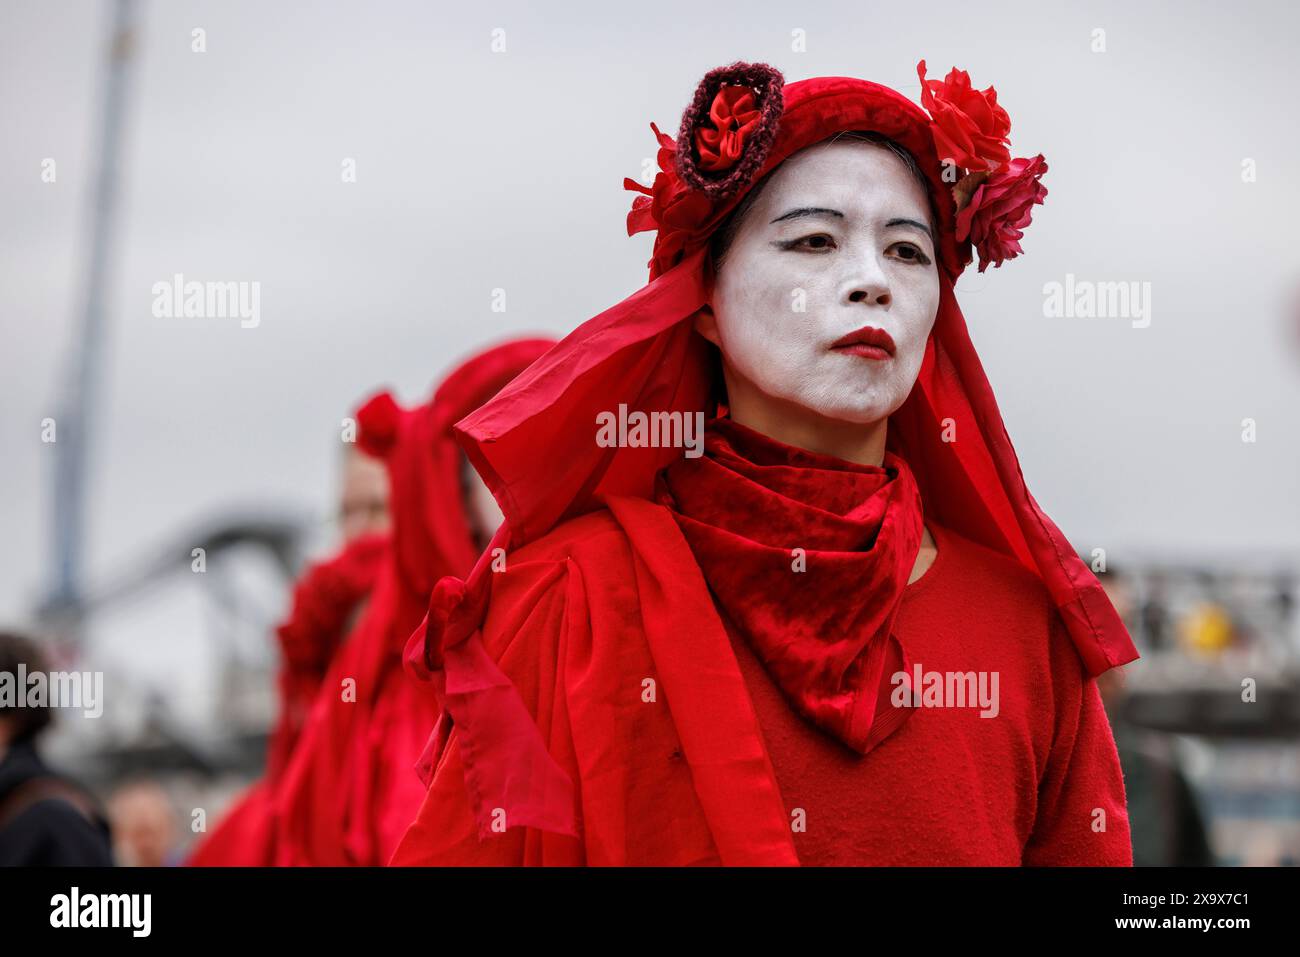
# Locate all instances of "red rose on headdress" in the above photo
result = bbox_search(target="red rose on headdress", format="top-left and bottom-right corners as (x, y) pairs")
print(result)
(917, 60), (1012, 172)
(955, 154), (1049, 272)
(694, 85), (762, 172)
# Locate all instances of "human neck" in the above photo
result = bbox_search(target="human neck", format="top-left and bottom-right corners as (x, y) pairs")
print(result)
(724, 384), (888, 468)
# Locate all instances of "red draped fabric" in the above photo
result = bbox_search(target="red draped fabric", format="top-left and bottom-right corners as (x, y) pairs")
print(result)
(272, 338), (554, 866)
(188, 338), (553, 866)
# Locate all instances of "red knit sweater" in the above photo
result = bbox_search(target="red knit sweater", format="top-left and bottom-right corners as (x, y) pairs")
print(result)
(725, 520), (1133, 866)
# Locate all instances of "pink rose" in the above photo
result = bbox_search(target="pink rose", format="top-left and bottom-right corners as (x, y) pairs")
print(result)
(956, 155), (1049, 272)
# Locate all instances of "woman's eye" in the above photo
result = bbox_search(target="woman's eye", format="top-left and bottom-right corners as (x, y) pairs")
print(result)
(890, 242), (932, 265)
(778, 233), (836, 252)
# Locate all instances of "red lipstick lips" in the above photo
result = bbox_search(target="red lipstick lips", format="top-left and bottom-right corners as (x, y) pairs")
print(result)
(831, 325), (895, 360)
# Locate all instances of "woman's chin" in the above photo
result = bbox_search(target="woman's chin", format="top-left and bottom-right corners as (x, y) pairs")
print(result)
(796, 399), (897, 428)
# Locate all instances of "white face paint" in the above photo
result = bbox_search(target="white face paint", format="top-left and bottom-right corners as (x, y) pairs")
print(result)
(705, 139), (941, 432)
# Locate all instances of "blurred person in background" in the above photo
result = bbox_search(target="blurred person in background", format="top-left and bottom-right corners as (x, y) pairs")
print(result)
(1096, 566), (1215, 866)
(108, 779), (181, 867)
(1272, 572), (1297, 653)
(1138, 571), (1172, 652)
(0, 631), (113, 866)
(269, 337), (553, 866)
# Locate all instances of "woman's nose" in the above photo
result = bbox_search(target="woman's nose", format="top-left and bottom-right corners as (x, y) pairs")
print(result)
(848, 286), (890, 306)
(844, 255), (892, 307)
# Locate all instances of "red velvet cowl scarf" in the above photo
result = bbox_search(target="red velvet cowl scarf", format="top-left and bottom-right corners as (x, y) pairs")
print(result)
(654, 416), (921, 753)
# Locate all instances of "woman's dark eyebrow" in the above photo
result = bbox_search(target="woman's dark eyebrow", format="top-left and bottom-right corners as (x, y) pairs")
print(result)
(769, 207), (843, 224)
(887, 217), (933, 241)
(770, 208), (934, 243)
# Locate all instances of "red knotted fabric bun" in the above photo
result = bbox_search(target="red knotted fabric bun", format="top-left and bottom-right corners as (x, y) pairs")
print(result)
(695, 85), (761, 171)
(354, 390), (403, 460)
(675, 61), (784, 200)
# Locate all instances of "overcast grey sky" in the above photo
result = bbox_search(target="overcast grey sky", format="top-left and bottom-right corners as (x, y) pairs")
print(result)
(3, 0), (1299, 641)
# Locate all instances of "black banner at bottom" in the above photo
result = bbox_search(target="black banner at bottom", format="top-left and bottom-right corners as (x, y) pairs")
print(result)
(0, 865), (1278, 943)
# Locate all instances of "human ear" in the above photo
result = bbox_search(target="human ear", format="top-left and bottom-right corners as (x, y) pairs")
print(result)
(694, 304), (721, 347)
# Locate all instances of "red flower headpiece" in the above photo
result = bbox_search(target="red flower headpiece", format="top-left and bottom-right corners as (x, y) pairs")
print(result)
(916, 60), (1047, 272)
(625, 59), (1048, 276)
(916, 60), (1011, 172)
(954, 154), (1049, 272)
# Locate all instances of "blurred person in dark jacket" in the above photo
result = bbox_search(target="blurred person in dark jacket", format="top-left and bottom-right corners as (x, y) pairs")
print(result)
(0, 630), (113, 866)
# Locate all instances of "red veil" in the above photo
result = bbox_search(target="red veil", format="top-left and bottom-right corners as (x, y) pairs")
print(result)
(400, 62), (1140, 853)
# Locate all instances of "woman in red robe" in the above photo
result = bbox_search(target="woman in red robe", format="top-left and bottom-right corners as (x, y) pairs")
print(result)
(190, 338), (553, 866)
(270, 338), (554, 866)
(391, 61), (1141, 866)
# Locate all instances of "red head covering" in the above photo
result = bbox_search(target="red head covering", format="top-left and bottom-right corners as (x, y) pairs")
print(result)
(405, 61), (1139, 839)
(335, 336), (561, 724)
(355, 336), (560, 619)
